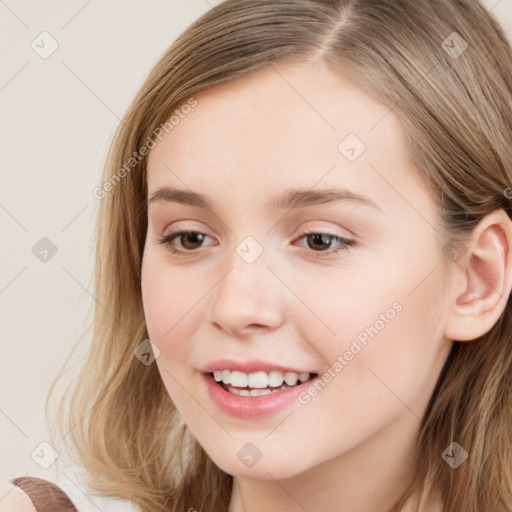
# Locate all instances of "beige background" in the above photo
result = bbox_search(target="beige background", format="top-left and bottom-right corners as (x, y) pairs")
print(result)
(1, 1), (511, 510)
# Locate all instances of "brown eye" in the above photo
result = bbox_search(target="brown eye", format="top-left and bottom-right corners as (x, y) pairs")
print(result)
(177, 232), (206, 250)
(294, 231), (355, 256)
(158, 230), (214, 255)
(305, 233), (334, 251)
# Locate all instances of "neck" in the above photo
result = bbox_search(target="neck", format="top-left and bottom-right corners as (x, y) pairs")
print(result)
(228, 407), (422, 512)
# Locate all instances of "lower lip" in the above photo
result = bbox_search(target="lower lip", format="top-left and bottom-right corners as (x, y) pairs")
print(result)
(202, 372), (316, 419)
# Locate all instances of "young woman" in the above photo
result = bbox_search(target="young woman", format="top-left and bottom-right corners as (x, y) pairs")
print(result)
(4, 1), (512, 511)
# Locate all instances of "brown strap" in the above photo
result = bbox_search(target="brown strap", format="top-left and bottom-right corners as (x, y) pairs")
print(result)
(10, 477), (78, 512)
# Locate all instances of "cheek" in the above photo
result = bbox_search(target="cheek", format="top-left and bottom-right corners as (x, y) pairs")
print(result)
(141, 255), (199, 390)
(141, 253), (202, 341)
(293, 257), (444, 409)
(140, 253), (225, 404)
(141, 258), (203, 418)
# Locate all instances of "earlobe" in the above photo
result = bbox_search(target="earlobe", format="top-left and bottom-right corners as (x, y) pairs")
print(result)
(443, 209), (512, 342)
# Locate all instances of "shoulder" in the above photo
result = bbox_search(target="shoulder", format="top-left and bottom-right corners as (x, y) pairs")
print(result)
(0, 477), (78, 512)
(0, 480), (36, 512)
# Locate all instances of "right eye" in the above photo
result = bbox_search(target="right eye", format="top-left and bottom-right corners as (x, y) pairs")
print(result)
(157, 230), (216, 255)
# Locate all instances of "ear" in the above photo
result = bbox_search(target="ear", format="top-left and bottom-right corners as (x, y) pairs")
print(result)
(443, 209), (512, 342)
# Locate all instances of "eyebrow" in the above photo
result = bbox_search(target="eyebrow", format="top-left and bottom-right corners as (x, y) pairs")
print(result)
(148, 186), (382, 212)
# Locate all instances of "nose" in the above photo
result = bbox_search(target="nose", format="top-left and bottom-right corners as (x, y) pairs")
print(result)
(207, 247), (285, 337)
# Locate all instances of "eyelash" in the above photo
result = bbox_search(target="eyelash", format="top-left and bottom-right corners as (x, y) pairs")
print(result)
(157, 229), (355, 258)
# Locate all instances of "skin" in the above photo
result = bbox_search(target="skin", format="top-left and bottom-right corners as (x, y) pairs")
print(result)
(0, 481), (37, 512)
(141, 60), (512, 512)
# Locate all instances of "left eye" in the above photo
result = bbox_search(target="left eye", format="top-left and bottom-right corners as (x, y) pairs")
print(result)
(157, 230), (355, 257)
(294, 231), (355, 256)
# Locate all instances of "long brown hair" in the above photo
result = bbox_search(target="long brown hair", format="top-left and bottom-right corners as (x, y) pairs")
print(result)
(47, 1), (512, 511)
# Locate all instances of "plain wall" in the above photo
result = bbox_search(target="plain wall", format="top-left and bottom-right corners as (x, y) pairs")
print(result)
(1, 1), (511, 510)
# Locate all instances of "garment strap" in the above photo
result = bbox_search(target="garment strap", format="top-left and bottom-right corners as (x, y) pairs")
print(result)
(11, 477), (78, 512)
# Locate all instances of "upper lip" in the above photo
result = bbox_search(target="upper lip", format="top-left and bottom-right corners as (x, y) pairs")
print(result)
(199, 358), (317, 375)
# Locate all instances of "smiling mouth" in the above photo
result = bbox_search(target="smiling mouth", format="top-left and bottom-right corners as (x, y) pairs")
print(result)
(209, 371), (318, 396)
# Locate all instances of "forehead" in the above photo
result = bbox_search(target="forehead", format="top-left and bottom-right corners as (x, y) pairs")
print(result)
(145, 61), (421, 214)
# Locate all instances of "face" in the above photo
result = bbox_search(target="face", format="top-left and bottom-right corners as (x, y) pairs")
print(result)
(141, 60), (453, 481)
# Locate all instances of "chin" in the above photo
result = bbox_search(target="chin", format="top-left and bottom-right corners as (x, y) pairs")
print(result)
(207, 446), (313, 481)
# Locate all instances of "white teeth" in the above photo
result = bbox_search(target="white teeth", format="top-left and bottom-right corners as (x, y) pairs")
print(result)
(268, 371), (284, 387)
(230, 371), (248, 387)
(248, 371), (269, 388)
(250, 388), (272, 396)
(212, 369), (313, 388)
(284, 372), (298, 386)
(225, 384), (290, 396)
